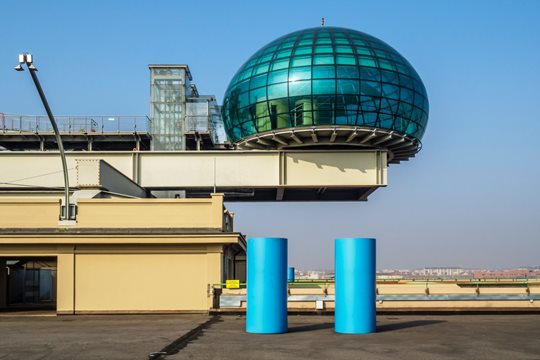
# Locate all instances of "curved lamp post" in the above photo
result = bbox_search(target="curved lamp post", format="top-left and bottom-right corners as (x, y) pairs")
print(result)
(15, 53), (74, 221)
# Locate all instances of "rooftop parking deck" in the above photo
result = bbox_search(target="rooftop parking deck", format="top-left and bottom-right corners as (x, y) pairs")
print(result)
(0, 314), (539, 359)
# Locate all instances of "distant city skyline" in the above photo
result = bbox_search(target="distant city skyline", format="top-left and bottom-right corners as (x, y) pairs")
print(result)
(294, 266), (540, 280)
(0, 0), (539, 269)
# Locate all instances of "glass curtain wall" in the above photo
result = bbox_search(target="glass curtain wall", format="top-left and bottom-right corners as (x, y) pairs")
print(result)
(150, 67), (185, 150)
(222, 27), (429, 143)
(186, 98), (225, 144)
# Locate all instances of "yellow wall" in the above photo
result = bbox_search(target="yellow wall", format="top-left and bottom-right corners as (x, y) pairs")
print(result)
(76, 195), (224, 229)
(75, 254), (208, 312)
(0, 194), (245, 314)
(0, 199), (60, 228)
(0, 194), (227, 230)
(0, 240), (239, 314)
(57, 250), (75, 313)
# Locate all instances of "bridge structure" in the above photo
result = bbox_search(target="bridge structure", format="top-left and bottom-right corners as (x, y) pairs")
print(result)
(0, 149), (387, 202)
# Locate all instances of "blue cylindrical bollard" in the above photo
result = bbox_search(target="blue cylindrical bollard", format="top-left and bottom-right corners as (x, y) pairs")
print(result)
(287, 267), (295, 282)
(246, 237), (288, 334)
(335, 237), (376, 334)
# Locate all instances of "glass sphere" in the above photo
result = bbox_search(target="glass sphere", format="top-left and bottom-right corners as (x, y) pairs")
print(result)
(222, 26), (428, 153)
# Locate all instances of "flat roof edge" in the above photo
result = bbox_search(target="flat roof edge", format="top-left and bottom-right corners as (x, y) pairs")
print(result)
(0, 228), (240, 235)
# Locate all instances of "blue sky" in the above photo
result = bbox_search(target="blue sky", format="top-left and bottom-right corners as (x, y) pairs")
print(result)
(1, 0), (539, 269)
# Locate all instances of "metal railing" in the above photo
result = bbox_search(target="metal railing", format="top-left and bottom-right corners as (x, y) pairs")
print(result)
(212, 277), (540, 289)
(216, 277), (540, 308)
(0, 113), (151, 134)
(218, 294), (540, 308)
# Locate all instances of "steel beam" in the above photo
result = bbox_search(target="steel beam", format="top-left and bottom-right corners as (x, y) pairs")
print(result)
(0, 150), (388, 201)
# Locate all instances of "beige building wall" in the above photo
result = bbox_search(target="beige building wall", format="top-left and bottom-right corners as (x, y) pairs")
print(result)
(75, 253), (208, 312)
(0, 239), (241, 314)
(76, 197), (225, 229)
(0, 194), (228, 230)
(0, 199), (60, 228)
(0, 194), (244, 314)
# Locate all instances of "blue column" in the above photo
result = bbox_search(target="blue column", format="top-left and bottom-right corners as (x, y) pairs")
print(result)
(287, 267), (295, 282)
(335, 237), (376, 334)
(246, 237), (288, 334)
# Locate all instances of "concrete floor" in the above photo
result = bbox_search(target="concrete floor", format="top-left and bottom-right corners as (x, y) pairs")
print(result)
(0, 314), (539, 359)
(173, 315), (540, 360)
(0, 313), (210, 360)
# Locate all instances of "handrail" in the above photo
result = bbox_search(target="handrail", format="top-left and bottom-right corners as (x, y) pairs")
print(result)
(212, 277), (540, 288)
(0, 114), (151, 134)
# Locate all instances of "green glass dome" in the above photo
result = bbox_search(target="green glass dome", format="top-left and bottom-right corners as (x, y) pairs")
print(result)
(222, 26), (429, 161)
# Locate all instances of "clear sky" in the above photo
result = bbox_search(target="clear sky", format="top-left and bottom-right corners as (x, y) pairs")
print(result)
(1, 0), (539, 270)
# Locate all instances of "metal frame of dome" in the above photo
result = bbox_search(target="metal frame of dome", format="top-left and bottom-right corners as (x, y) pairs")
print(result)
(236, 125), (420, 164)
(222, 26), (428, 162)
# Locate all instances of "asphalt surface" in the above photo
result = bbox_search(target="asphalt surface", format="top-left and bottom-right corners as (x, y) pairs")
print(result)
(0, 313), (210, 360)
(173, 315), (540, 360)
(0, 313), (539, 359)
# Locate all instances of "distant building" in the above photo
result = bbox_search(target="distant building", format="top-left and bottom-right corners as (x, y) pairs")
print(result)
(294, 270), (333, 280)
(422, 267), (463, 277)
(473, 268), (540, 278)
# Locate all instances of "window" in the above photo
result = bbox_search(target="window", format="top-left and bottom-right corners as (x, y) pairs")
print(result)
(337, 66), (359, 79)
(313, 80), (335, 95)
(314, 45), (333, 53)
(267, 83), (287, 99)
(313, 55), (335, 65)
(289, 80), (311, 96)
(271, 59), (289, 70)
(313, 66), (335, 79)
(291, 56), (312, 67)
(268, 70), (288, 84)
(250, 75), (267, 90)
(337, 79), (360, 94)
(335, 45), (354, 54)
(294, 47), (312, 56)
(289, 67), (311, 81)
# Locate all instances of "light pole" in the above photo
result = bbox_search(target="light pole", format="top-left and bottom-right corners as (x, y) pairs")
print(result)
(15, 53), (75, 221)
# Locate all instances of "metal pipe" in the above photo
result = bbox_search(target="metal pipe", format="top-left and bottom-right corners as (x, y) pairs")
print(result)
(24, 58), (72, 220)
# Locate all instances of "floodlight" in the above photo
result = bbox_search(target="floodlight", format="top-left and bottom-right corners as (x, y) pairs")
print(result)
(13, 52), (73, 221)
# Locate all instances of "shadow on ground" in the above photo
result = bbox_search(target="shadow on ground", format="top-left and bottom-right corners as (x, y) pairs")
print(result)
(288, 319), (445, 333)
(377, 319), (445, 332)
(288, 322), (334, 333)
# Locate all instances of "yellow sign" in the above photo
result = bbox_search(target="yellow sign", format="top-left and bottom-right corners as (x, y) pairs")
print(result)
(226, 280), (240, 289)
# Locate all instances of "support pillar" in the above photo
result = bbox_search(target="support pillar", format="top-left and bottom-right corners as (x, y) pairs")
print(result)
(288, 267), (295, 282)
(335, 237), (376, 334)
(246, 237), (287, 334)
(56, 249), (75, 315)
